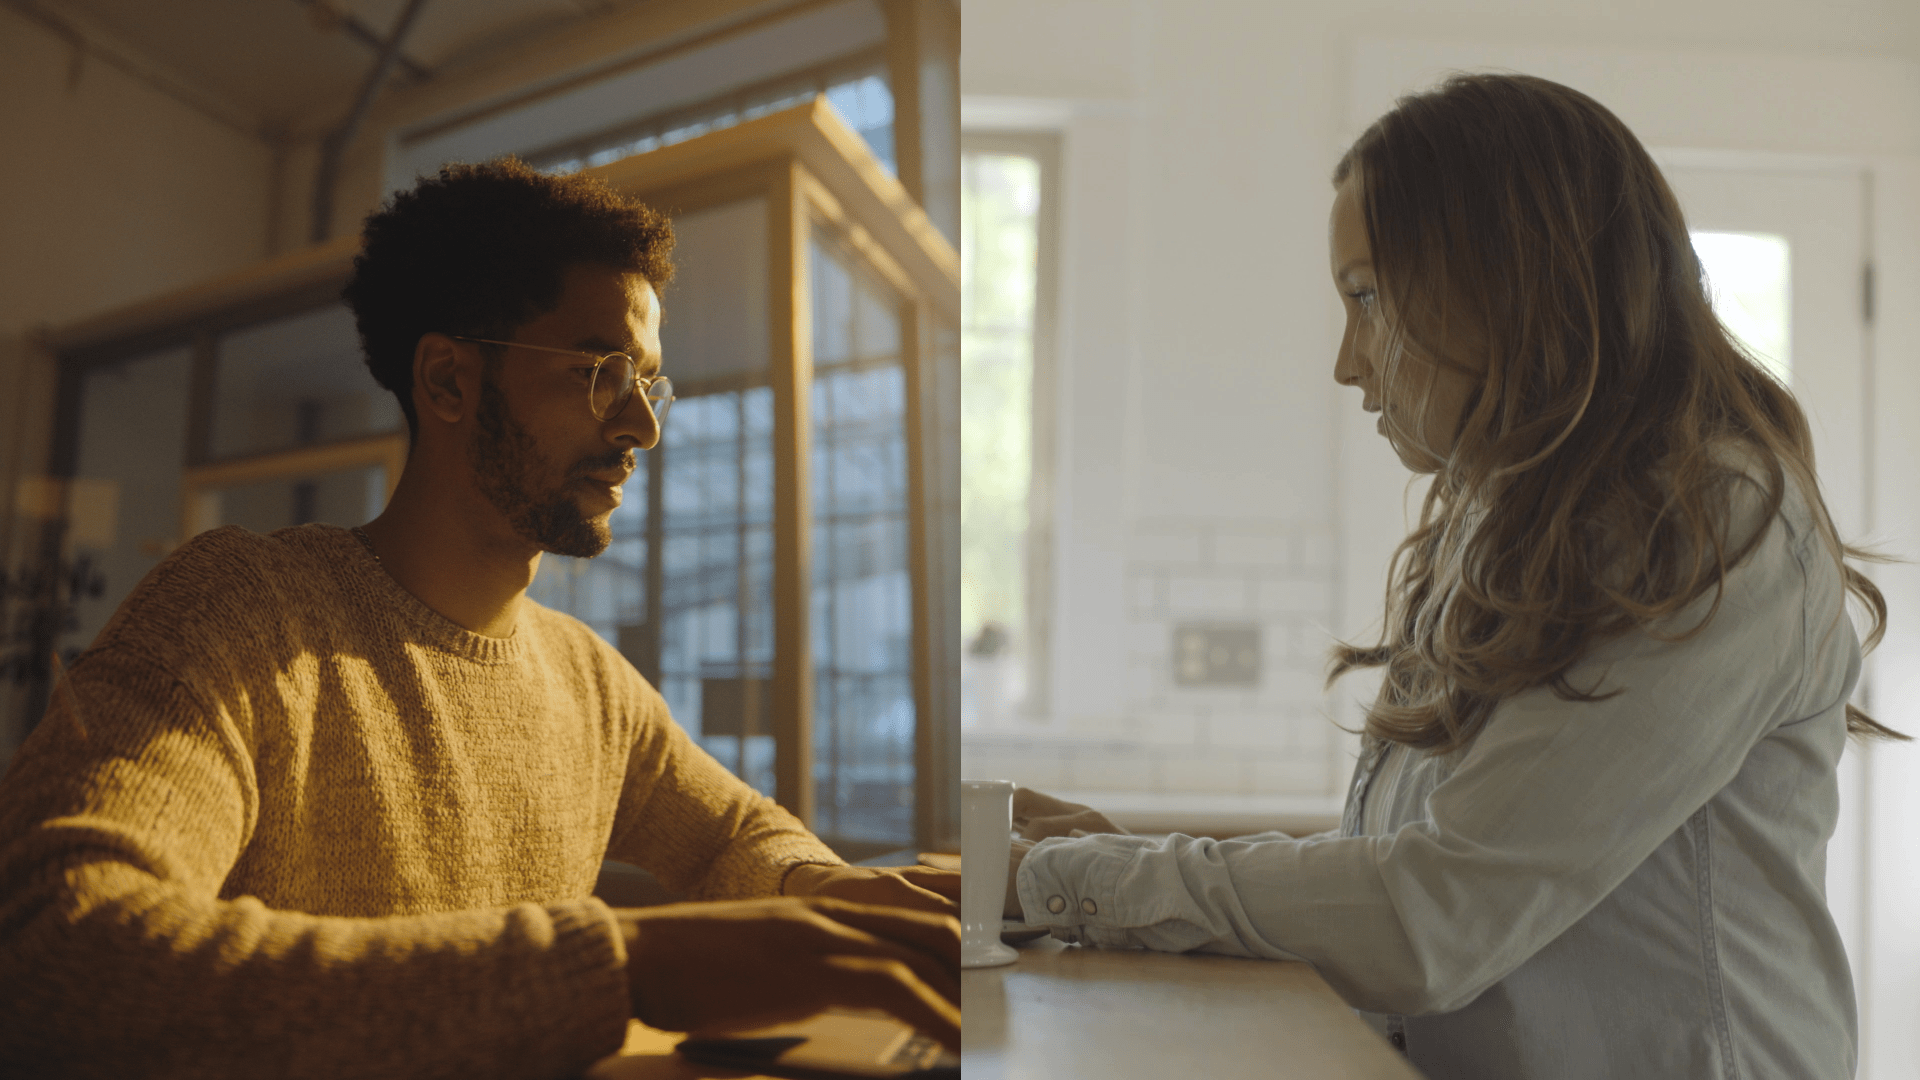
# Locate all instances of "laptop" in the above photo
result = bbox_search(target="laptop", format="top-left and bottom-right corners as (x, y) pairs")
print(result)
(675, 1009), (959, 1079)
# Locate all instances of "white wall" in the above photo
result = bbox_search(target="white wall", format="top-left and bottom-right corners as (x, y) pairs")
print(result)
(961, 2), (1356, 815)
(960, 1), (1920, 1073)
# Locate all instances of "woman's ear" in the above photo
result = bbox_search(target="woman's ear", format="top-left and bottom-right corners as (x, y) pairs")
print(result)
(413, 333), (471, 426)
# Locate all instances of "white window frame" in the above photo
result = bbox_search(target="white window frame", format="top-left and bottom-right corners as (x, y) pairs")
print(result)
(960, 128), (1061, 723)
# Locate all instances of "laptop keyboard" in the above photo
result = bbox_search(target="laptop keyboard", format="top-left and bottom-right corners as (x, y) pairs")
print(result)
(886, 1032), (939, 1067)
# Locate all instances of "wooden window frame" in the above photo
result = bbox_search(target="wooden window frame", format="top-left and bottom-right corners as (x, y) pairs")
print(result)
(959, 130), (1061, 723)
(179, 435), (406, 544)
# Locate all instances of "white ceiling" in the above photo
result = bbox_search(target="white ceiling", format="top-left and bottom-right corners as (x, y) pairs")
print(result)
(21, 0), (650, 136)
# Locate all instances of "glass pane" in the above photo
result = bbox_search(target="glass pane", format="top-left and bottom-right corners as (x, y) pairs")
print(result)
(659, 199), (771, 385)
(210, 304), (401, 459)
(658, 390), (776, 794)
(540, 69), (894, 179)
(195, 465), (387, 537)
(59, 346), (194, 655)
(810, 236), (913, 845)
(824, 73), (896, 176)
(810, 236), (903, 369)
(1692, 231), (1791, 384)
(959, 151), (1041, 729)
(524, 393), (778, 797)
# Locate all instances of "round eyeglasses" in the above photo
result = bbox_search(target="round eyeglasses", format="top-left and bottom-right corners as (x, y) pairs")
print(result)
(451, 337), (674, 425)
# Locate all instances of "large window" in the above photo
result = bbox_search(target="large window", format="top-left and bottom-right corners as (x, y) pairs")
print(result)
(959, 133), (1057, 729)
(810, 233), (914, 843)
(59, 345), (194, 661)
(59, 300), (405, 664)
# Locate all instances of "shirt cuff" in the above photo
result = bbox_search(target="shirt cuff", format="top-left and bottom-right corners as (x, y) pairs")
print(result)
(1017, 833), (1160, 947)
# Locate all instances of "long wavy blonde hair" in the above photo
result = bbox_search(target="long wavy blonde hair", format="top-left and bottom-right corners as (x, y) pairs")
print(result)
(1328, 73), (1901, 753)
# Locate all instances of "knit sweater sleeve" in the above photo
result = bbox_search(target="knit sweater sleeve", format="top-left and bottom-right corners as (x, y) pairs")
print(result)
(0, 643), (632, 1080)
(601, 680), (844, 900)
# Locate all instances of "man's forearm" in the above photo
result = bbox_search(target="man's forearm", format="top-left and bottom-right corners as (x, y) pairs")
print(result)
(781, 860), (847, 895)
(0, 862), (631, 1080)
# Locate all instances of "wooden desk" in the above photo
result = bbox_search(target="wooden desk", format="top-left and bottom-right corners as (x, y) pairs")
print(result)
(961, 937), (1424, 1080)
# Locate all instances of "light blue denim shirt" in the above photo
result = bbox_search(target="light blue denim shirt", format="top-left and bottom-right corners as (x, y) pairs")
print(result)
(1017, 476), (1861, 1079)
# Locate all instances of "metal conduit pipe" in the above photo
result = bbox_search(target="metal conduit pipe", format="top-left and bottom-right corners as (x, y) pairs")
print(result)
(309, 0), (431, 244)
(291, 0), (433, 82)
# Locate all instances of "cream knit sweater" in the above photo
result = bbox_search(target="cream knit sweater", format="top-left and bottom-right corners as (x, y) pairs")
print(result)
(0, 524), (843, 1079)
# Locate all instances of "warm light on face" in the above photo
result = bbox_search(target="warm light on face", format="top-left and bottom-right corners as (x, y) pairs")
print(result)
(465, 267), (667, 557)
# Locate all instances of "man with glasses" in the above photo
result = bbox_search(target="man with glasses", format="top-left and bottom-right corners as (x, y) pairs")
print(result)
(0, 160), (957, 1079)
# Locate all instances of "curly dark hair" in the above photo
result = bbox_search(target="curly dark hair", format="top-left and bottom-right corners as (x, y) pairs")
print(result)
(341, 157), (675, 439)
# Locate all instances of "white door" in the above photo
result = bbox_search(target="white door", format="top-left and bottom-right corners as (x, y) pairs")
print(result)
(1658, 156), (1876, 1048)
(1658, 162), (1870, 533)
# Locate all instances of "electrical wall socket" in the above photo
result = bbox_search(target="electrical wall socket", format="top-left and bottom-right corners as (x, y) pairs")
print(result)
(1172, 623), (1261, 687)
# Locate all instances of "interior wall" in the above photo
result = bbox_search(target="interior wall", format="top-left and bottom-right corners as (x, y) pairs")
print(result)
(0, 4), (275, 762)
(960, 0), (1380, 811)
(0, 4), (275, 484)
(0, 10), (274, 336)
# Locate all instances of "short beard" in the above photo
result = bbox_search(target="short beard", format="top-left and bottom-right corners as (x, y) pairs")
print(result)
(470, 371), (627, 558)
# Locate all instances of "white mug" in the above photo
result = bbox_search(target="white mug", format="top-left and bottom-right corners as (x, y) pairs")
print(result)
(960, 778), (1019, 968)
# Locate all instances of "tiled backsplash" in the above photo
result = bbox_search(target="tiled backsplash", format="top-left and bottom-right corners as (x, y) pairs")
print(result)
(966, 518), (1361, 799)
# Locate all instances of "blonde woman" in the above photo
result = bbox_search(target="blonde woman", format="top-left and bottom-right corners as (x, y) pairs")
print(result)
(1004, 74), (1901, 1079)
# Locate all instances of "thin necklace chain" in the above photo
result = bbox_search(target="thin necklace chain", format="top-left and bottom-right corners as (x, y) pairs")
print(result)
(350, 526), (381, 563)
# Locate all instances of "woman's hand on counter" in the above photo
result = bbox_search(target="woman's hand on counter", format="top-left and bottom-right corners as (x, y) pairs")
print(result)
(1013, 788), (1130, 841)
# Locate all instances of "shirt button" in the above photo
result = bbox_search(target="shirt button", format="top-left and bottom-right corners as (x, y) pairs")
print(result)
(1047, 895), (1067, 914)
(1081, 898), (1098, 915)
(1389, 1031), (1406, 1051)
